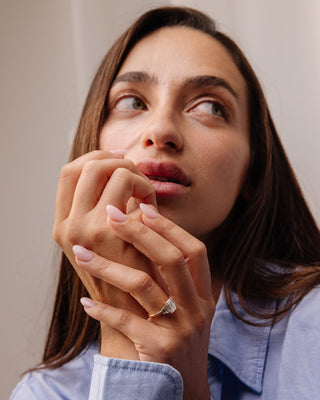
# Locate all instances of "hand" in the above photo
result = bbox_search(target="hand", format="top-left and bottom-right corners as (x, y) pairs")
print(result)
(52, 150), (158, 313)
(73, 204), (215, 400)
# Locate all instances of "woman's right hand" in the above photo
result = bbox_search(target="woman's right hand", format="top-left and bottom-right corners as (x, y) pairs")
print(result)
(52, 150), (158, 317)
(73, 204), (215, 400)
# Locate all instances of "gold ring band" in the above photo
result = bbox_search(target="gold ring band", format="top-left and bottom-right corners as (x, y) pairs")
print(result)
(149, 297), (177, 318)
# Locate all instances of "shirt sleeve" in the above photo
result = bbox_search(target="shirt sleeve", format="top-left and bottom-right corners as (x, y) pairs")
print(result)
(89, 355), (184, 400)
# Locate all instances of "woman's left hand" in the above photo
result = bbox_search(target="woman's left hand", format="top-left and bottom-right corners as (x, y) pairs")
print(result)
(73, 203), (215, 400)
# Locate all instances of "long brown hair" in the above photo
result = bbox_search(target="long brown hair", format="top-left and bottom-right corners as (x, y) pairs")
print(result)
(41, 6), (320, 369)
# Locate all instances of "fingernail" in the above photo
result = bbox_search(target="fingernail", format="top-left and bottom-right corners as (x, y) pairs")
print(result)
(140, 203), (159, 219)
(109, 149), (127, 157)
(72, 245), (94, 262)
(80, 297), (96, 308)
(106, 204), (128, 222)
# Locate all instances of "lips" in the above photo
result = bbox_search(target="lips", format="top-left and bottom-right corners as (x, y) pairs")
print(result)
(136, 159), (191, 196)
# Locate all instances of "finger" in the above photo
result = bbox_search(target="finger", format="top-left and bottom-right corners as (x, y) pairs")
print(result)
(106, 206), (200, 310)
(80, 298), (159, 348)
(55, 150), (122, 222)
(98, 167), (156, 213)
(70, 159), (154, 215)
(73, 245), (169, 316)
(140, 204), (213, 300)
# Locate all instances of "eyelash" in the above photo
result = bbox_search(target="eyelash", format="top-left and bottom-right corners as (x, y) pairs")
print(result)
(113, 95), (148, 111)
(112, 94), (228, 121)
(190, 99), (227, 120)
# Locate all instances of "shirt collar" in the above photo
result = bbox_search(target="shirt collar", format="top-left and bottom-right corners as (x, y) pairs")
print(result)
(208, 290), (276, 394)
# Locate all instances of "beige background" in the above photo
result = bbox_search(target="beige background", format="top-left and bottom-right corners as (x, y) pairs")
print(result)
(1, 0), (319, 398)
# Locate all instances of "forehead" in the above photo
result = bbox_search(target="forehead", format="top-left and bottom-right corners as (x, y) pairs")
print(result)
(117, 26), (246, 96)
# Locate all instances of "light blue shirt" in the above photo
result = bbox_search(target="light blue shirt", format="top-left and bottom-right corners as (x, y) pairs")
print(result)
(11, 288), (320, 399)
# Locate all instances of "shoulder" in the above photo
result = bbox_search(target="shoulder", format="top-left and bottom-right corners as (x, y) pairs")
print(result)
(288, 285), (320, 331)
(270, 287), (320, 398)
(10, 343), (98, 400)
(280, 286), (320, 364)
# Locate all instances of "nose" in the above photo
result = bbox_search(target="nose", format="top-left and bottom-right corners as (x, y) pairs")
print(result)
(141, 108), (184, 151)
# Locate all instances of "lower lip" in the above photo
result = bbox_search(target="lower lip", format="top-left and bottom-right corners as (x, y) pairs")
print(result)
(148, 179), (190, 197)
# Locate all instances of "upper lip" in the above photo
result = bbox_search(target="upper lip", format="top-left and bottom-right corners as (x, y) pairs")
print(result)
(136, 159), (191, 186)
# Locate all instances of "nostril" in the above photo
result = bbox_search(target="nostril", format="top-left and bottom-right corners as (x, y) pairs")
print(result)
(143, 136), (182, 150)
(166, 141), (176, 149)
(145, 139), (177, 149)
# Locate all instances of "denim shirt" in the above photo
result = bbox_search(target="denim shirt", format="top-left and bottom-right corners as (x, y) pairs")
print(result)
(11, 287), (320, 399)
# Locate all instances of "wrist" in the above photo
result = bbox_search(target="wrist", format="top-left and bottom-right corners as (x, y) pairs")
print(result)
(100, 324), (140, 360)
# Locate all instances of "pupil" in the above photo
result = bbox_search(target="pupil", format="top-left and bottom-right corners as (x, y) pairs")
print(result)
(134, 99), (144, 109)
(213, 105), (221, 116)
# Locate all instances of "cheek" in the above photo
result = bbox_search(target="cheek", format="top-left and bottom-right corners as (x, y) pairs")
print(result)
(201, 138), (250, 202)
(99, 120), (139, 150)
(219, 137), (248, 176)
(99, 125), (123, 150)
(189, 141), (249, 236)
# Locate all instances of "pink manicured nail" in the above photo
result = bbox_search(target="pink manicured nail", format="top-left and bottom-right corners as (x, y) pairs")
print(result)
(80, 297), (96, 308)
(72, 245), (94, 262)
(106, 204), (128, 222)
(140, 203), (159, 219)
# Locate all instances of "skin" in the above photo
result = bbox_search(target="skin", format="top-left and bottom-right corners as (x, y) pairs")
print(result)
(53, 27), (250, 400)
(100, 27), (250, 239)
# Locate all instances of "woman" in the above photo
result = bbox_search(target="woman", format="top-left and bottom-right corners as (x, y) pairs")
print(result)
(11, 6), (320, 400)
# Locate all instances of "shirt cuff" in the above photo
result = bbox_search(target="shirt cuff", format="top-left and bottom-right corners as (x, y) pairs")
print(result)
(89, 355), (183, 400)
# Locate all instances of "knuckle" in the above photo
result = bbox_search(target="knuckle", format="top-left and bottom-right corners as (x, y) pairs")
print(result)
(117, 310), (131, 326)
(112, 167), (131, 181)
(87, 223), (107, 244)
(134, 222), (149, 238)
(52, 224), (61, 244)
(63, 217), (83, 245)
(160, 217), (176, 233)
(82, 159), (100, 174)
(96, 258), (111, 276)
(167, 248), (184, 267)
(121, 158), (136, 170)
(64, 218), (82, 244)
(132, 272), (155, 294)
(91, 150), (105, 158)
(189, 240), (207, 259)
(60, 163), (76, 180)
(52, 218), (84, 250)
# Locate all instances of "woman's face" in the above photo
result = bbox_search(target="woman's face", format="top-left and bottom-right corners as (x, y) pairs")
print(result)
(100, 27), (250, 239)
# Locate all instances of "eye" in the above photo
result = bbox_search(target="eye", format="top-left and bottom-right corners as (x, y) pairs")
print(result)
(192, 100), (226, 119)
(115, 96), (147, 111)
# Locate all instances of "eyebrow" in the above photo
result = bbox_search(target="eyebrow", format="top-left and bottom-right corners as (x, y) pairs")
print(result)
(111, 71), (156, 86)
(111, 71), (238, 99)
(183, 75), (238, 99)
